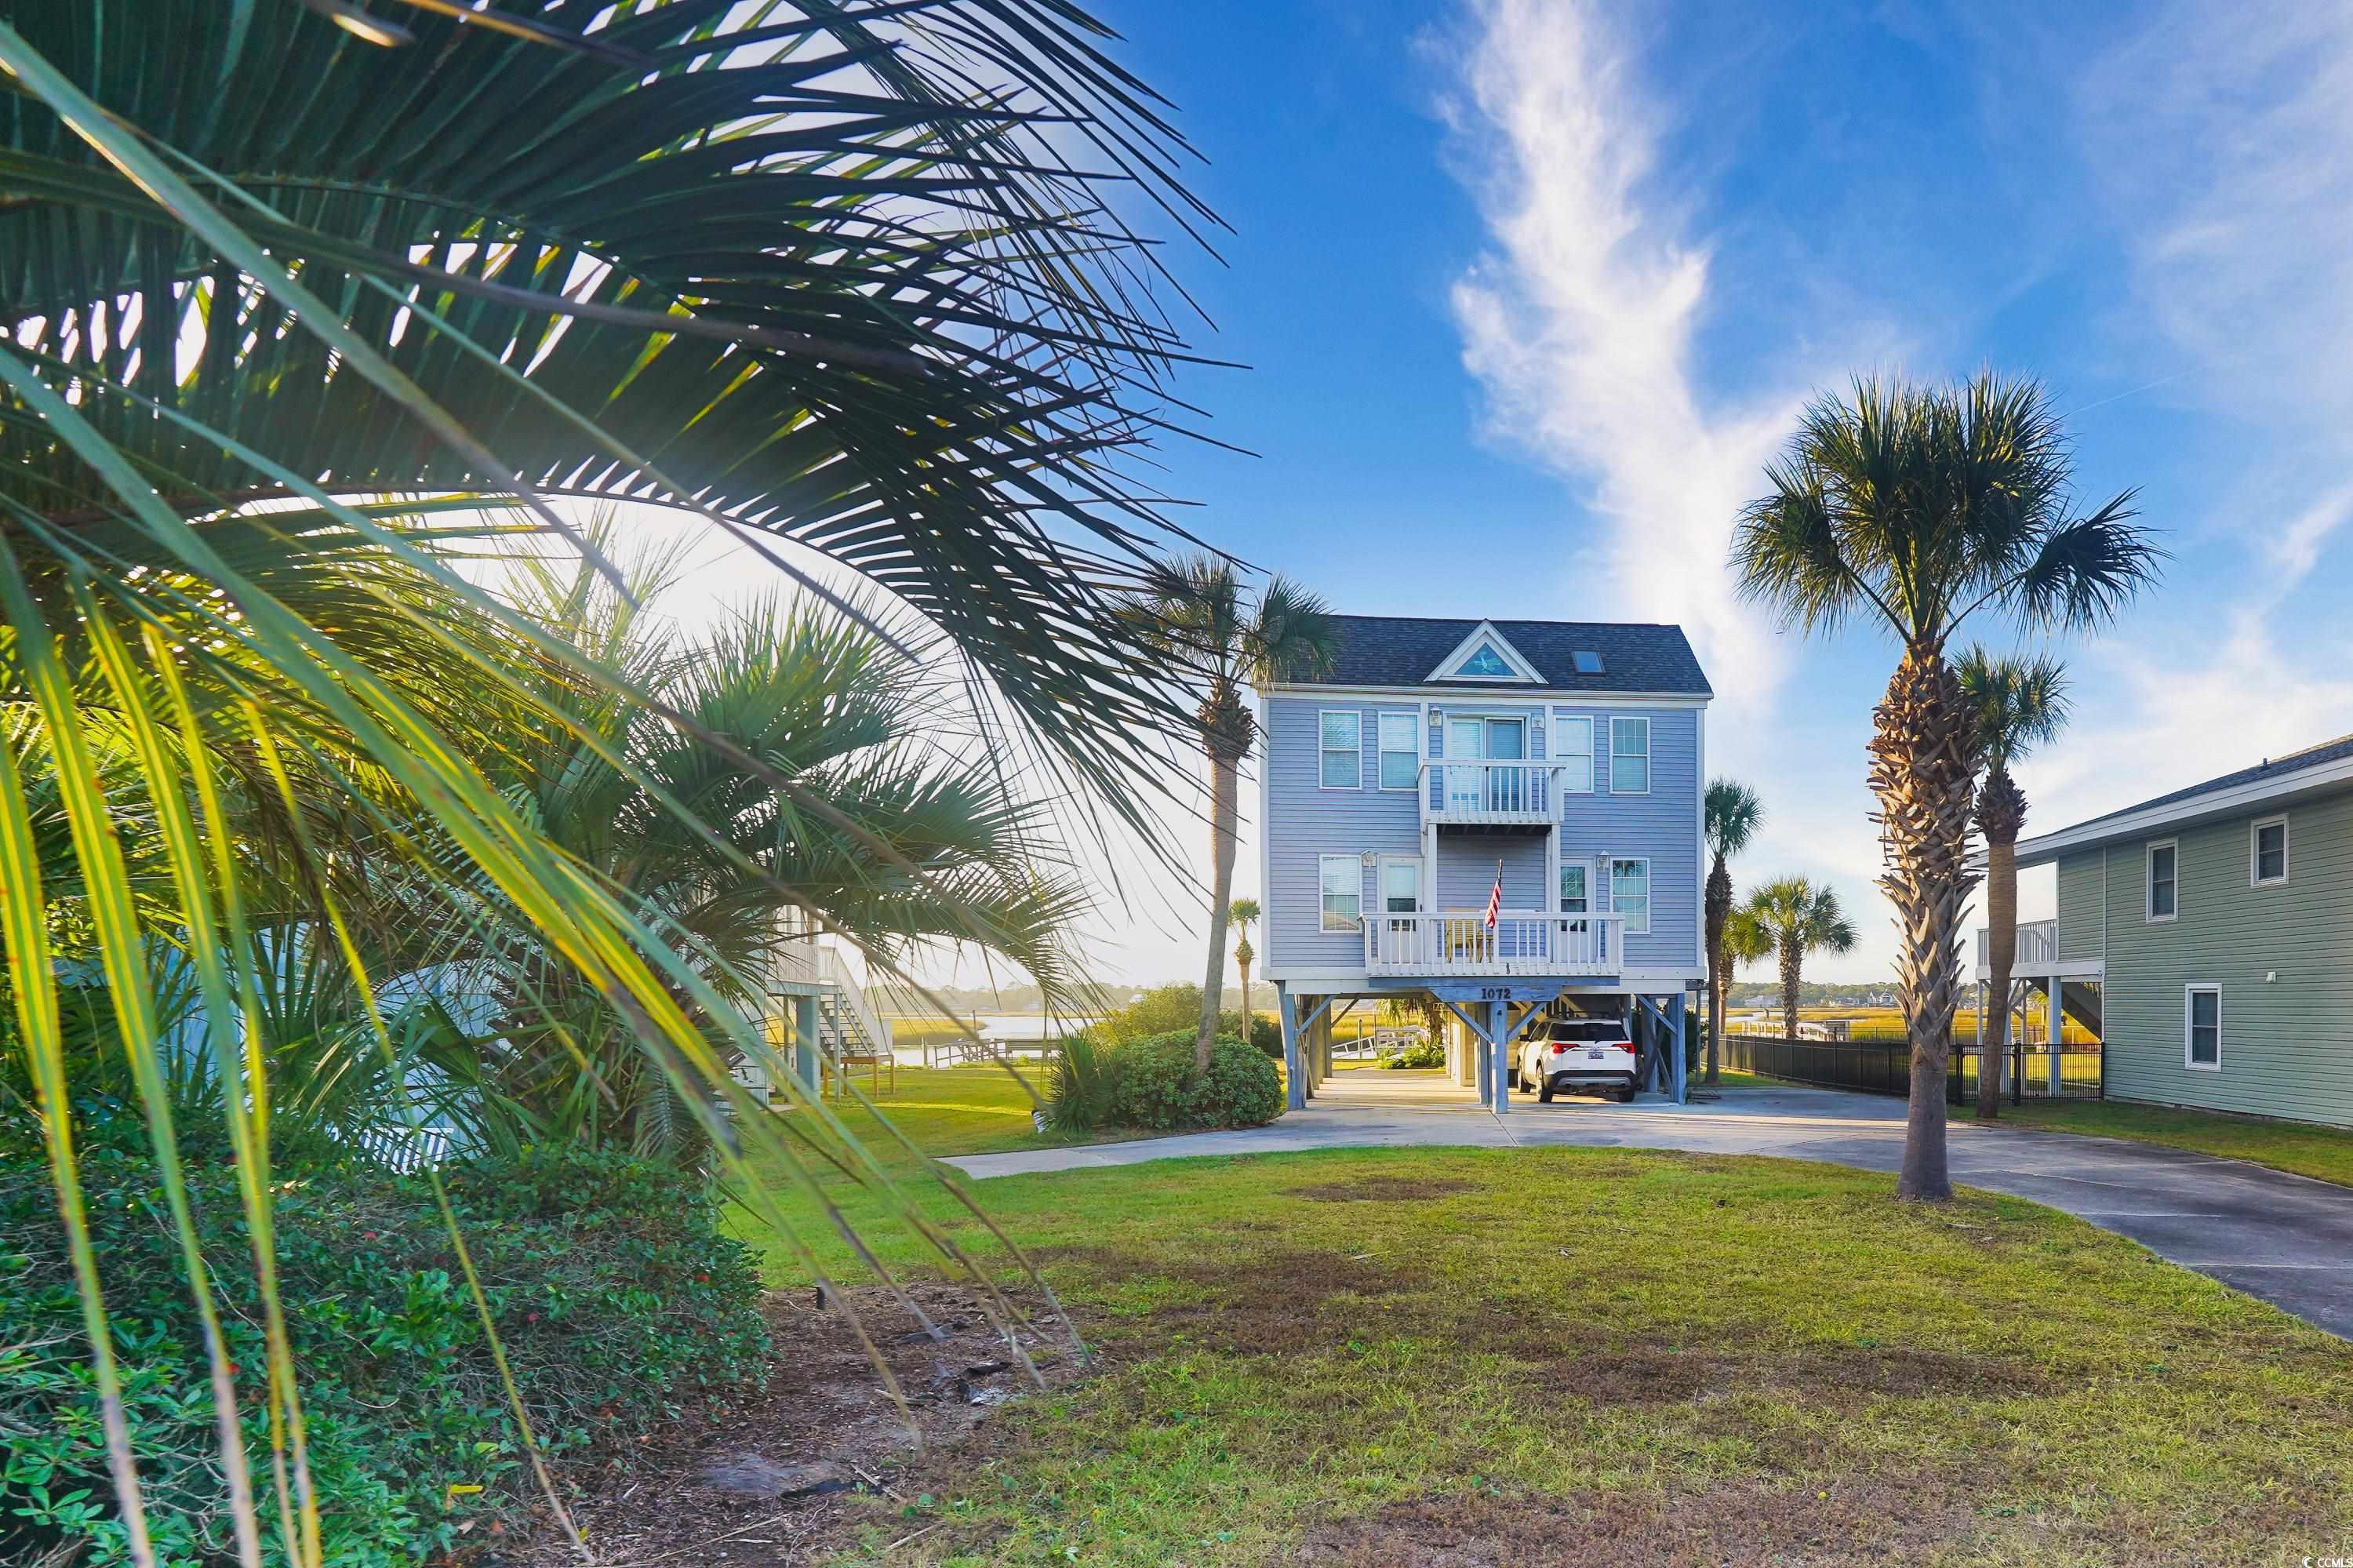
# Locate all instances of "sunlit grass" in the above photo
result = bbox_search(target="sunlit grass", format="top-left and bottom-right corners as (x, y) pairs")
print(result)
(741, 1145), (2353, 1566)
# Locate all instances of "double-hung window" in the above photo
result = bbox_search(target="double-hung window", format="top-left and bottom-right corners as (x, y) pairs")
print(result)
(2252, 817), (2289, 886)
(2147, 840), (2177, 922)
(1610, 857), (1650, 934)
(1319, 854), (1362, 931)
(2185, 984), (2221, 1071)
(1609, 716), (1650, 793)
(1558, 864), (1588, 914)
(1320, 711), (1362, 788)
(1554, 715), (1594, 792)
(1377, 712), (1420, 791)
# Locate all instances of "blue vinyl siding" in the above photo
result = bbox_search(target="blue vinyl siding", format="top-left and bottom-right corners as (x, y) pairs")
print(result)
(1264, 697), (1423, 973)
(1434, 835), (1547, 910)
(1558, 704), (1699, 970)
(1263, 693), (1702, 977)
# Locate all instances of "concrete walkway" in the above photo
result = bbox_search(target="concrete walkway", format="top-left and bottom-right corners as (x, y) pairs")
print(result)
(947, 1071), (2353, 1338)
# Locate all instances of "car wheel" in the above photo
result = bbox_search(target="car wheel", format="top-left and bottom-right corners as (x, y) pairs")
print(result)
(1538, 1078), (1555, 1104)
(1617, 1086), (1636, 1103)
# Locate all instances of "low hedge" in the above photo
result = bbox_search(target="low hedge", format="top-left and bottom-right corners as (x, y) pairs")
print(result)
(1042, 1030), (1283, 1133)
(2, 1130), (768, 1567)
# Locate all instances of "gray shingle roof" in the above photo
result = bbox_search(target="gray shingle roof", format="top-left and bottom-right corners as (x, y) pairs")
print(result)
(1301, 615), (1711, 696)
(2063, 733), (2353, 831)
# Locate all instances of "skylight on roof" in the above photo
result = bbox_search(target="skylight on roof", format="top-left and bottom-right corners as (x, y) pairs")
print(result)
(1572, 649), (1604, 675)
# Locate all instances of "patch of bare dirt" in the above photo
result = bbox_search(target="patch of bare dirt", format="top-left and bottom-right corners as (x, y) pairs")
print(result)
(1281, 1176), (1476, 1202)
(514, 1281), (1082, 1567)
(1295, 1479), (1982, 1566)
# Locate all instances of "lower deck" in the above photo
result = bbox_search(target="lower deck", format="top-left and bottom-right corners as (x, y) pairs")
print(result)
(1274, 977), (1697, 1114)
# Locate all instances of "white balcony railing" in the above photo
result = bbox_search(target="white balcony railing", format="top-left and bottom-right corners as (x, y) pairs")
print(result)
(1365, 911), (1625, 977)
(1423, 761), (1558, 824)
(1973, 918), (2057, 972)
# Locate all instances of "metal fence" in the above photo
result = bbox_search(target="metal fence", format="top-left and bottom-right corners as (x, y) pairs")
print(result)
(1722, 1032), (2101, 1102)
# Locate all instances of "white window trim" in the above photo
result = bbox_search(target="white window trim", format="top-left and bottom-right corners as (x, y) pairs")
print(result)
(1610, 857), (1652, 935)
(1553, 714), (1595, 794)
(1374, 710), (1420, 792)
(2184, 983), (2222, 1072)
(1318, 853), (1363, 932)
(2250, 815), (2289, 888)
(1609, 715), (1651, 795)
(1318, 708), (1362, 791)
(2146, 839), (2178, 923)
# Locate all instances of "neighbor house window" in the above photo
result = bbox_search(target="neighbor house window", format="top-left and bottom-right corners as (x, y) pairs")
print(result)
(2252, 817), (2289, 886)
(1558, 864), (1588, 913)
(1319, 854), (1362, 931)
(1610, 858), (1650, 934)
(1555, 715), (1594, 793)
(1377, 712), (1420, 791)
(2185, 984), (2221, 1071)
(1320, 711), (1361, 788)
(2147, 839), (2177, 922)
(1609, 716), (1650, 793)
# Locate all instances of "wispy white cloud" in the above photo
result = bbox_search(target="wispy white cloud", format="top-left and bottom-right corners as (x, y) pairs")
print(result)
(1436, 0), (1808, 711)
(1434, 0), (1907, 970)
(2016, 0), (2353, 878)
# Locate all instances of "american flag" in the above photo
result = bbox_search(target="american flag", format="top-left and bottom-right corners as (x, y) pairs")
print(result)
(1483, 858), (1503, 931)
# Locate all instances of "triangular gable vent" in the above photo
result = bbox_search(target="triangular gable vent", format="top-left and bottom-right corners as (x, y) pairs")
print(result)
(1425, 621), (1542, 683)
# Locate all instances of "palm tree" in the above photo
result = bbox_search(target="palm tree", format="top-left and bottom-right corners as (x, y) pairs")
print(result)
(1228, 898), (1263, 1020)
(1704, 780), (1766, 1085)
(1129, 558), (1336, 1071)
(1958, 647), (2071, 1121)
(1733, 372), (2161, 1199)
(3, 5), (1218, 1552)
(1718, 905), (1776, 1059)
(1741, 879), (1860, 1039)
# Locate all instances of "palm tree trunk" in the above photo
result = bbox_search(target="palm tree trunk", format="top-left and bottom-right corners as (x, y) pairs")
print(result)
(1779, 936), (1801, 1040)
(1704, 853), (1732, 1083)
(1977, 766), (2028, 1120)
(1235, 943), (1254, 1020)
(1980, 838), (2017, 1118)
(1867, 650), (1983, 1202)
(1195, 741), (1242, 1075)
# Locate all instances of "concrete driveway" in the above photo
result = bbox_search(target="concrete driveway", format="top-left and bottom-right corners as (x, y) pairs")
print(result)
(946, 1071), (2353, 1339)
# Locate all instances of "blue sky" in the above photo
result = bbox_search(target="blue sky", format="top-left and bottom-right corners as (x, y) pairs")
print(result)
(1028, 0), (2353, 984)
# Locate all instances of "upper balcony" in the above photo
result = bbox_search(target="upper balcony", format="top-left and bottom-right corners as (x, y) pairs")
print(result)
(1366, 911), (1624, 977)
(1422, 761), (1559, 826)
(1971, 918), (2100, 979)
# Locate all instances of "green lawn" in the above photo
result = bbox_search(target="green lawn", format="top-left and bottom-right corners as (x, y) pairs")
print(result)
(727, 1111), (2353, 1566)
(1955, 1095), (2353, 1187)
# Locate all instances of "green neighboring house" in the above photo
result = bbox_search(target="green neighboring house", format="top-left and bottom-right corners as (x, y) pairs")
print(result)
(1998, 734), (2353, 1126)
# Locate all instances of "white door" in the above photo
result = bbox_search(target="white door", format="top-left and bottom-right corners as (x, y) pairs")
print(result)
(1377, 857), (1424, 968)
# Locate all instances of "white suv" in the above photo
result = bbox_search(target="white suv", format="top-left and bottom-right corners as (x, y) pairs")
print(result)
(1518, 1017), (1639, 1103)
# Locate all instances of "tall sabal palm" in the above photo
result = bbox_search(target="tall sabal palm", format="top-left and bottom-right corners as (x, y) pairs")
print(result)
(1228, 898), (1263, 1017)
(1129, 558), (1336, 1071)
(1733, 372), (2161, 1199)
(1704, 780), (1766, 1085)
(1741, 878), (1860, 1039)
(1957, 647), (2071, 1120)
(2, 5), (1217, 1555)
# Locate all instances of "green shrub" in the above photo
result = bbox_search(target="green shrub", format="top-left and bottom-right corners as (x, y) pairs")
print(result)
(2, 1131), (768, 1568)
(1238, 1012), (1282, 1060)
(1094, 982), (1203, 1046)
(1110, 1031), (1284, 1130)
(1046, 1032), (1120, 1133)
(1378, 1039), (1446, 1070)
